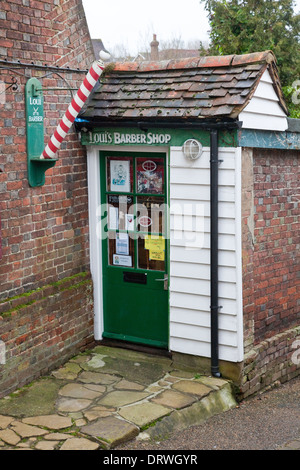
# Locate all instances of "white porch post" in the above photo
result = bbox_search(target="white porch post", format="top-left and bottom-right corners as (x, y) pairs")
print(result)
(87, 145), (103, 340)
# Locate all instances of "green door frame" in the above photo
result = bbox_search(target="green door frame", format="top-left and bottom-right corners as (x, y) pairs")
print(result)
(99, 149), (170, 349)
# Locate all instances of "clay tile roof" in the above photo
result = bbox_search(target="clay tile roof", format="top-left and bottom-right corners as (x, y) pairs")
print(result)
(79, 50), (288, 124)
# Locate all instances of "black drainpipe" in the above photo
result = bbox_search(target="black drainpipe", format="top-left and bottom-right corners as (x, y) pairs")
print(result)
(210, 129), (222, 378)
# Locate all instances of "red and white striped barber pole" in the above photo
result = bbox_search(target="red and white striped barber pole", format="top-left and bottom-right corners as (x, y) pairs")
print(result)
(40, 50), (111, 159)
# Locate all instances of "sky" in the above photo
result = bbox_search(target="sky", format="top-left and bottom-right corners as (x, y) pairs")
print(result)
(82, 0), (211, 55)
(82, 0), (300, 57)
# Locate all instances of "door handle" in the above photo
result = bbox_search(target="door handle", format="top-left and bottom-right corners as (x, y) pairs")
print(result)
(155, 275), (168, 290)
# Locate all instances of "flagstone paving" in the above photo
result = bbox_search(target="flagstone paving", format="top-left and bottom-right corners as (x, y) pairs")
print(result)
(0, 345), (237, 450)
(118, 402), (171, 427)
(22, 415), (72, 429)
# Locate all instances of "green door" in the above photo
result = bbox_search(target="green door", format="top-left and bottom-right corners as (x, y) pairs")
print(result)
(100, 151), (169, 349)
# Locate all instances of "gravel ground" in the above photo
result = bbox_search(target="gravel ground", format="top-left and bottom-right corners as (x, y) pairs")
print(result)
(117, 376), (300, 451)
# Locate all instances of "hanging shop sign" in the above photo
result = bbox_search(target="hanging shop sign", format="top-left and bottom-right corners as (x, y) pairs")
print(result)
(25, 78), (44, 154)
(25, 78), (56, 187)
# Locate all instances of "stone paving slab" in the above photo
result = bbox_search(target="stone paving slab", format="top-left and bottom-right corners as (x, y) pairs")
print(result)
(118, 402), (171, 427)
(97, 390), (150, 407)
(0, 345), (238, 450)
(52, 363), (82, 380)
(10, 421), (48, 438)
(22, 415), (72, 430)
(172, 380), (212, 397)
(58, 383), (106, 400)
(84, 406), (115, 421)
(78, 371), (117, 385)
(114, 379), (145, 391)
(0, 429), (21, 446)
(43, 432), (72, 441)
(56, 397), (92, 413)
(0, 415), (14, 429)
(60, 437), (100, 450)
(151, 389), (197, 409)
(81, 416), (139, 448)
(197, 376), (229, 389)
(35, 440), (60, 450)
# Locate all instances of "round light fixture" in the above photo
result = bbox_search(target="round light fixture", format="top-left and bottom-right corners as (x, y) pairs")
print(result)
(182, 139), (203, 160)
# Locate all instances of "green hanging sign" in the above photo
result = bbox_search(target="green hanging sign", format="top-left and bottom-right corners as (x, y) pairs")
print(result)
(25, 77), (56, 187)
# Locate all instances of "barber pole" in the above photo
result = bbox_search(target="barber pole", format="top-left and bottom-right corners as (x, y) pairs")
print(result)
(40, 50), (111, 159)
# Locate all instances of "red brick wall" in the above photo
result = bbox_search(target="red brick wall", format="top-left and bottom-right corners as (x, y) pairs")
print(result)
(241, 147), (300, 397)
(0, 0), (95, 298)
(0, 273), (94, 398)
(0, 0), (96, 394)
(252, 148), (299, 343)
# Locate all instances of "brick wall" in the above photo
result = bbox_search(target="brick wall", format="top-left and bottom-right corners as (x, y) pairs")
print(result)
(0, 0), (96, 394)
(241, 147), (300, 397)
(0, 272), (94, 398)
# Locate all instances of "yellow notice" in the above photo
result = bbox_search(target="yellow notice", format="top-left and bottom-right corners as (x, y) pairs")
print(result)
(145, 235), (165, 261)
(149, 249), (165, 261)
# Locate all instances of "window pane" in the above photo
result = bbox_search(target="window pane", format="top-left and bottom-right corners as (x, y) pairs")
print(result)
(107, 157), (133, 193)
(138, 235), (165, 271)
(136, 157), (164, 194)
(136, 196), (165, 234)
(107, 195), (134, 231)
(108, 233), (135, 267)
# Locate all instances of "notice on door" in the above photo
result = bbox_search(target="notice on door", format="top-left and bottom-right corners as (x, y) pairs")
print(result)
(116, 233), (129, 255)
(145, 235), (165, 261)
(149, 249), (165, 261)
(113, 254), (132, 267)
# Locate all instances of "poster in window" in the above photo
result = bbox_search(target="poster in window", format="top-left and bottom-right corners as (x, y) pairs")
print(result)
(110, 160), (130, 193)
(113, 254), (132, 267)
(136, 159), (164, 194)
(109, 206), (119, 230)
(116, 233), (129, 255)
(125, 214), (134, 231)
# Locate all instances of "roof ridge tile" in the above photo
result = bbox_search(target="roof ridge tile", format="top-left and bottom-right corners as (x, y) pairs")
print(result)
(111, 50), (276, 73)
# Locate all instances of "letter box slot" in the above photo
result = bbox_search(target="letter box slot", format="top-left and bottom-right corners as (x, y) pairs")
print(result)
(123, 272), (147, 285)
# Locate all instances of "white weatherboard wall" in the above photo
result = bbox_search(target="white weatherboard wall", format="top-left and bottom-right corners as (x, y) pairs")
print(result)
(239, 69), (288, 131)
(169, 146), (243, 363)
